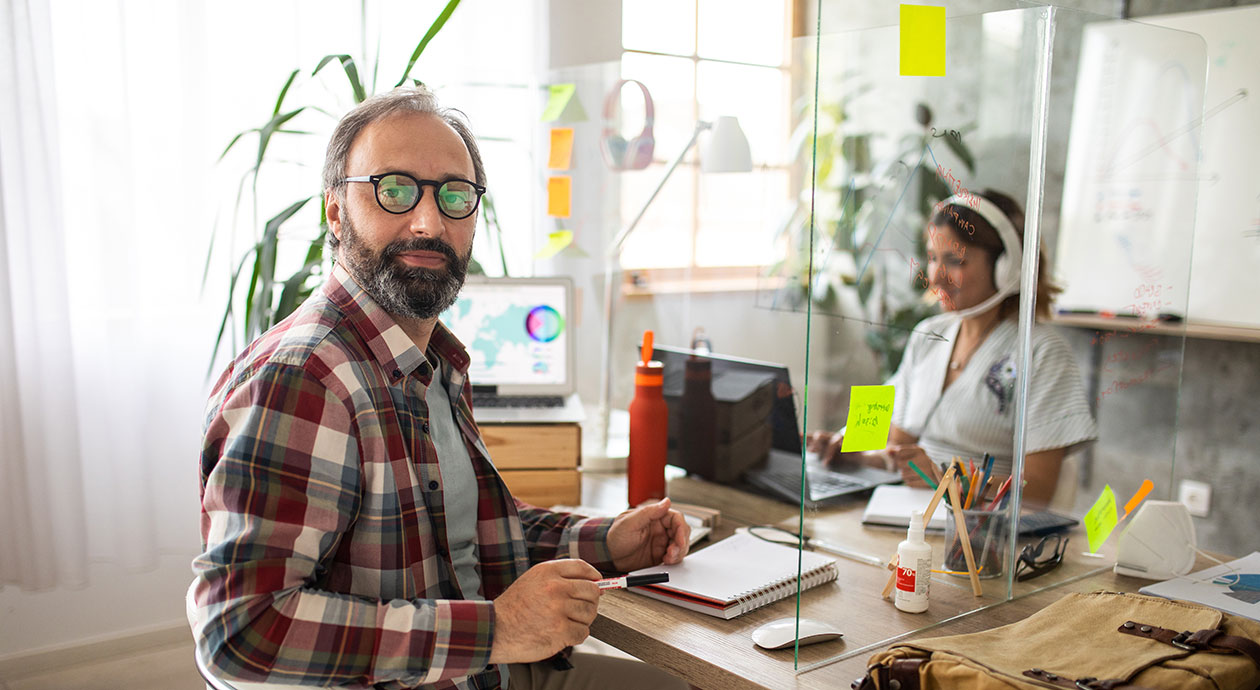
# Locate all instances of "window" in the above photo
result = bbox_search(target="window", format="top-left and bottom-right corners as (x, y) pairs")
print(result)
(618, 0), (795, 276)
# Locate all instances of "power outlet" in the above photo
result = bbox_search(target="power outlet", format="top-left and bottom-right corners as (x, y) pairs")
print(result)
(1178, 479), (1211, 518)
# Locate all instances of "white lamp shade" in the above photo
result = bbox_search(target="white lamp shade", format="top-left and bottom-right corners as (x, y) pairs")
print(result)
(700, 115), (752, 173)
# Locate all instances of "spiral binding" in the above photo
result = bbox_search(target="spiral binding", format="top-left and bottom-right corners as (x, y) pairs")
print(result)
(731, 563), (839, 615)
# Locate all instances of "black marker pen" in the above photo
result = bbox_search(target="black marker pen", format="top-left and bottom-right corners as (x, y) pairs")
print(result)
(596, 573), (670, 590)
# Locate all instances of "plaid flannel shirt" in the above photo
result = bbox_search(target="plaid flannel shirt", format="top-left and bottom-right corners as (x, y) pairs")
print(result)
(193, 264), (615, 689)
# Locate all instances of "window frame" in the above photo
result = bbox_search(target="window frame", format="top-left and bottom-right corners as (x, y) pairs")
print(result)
(616, 0), (801, 292)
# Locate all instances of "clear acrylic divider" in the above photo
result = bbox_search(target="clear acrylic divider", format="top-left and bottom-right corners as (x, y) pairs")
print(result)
(773, 2), (1207, 679)
(527, 2), (1206, 682)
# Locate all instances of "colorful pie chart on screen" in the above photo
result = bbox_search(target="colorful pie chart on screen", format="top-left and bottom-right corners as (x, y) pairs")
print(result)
(525, 305), (564, 343)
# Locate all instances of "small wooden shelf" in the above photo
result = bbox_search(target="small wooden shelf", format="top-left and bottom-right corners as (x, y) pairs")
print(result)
(1053, 314), (1260, 345)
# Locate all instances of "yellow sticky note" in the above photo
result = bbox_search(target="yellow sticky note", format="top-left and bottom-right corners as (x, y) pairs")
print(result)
(547, 176), (571, 217)
(1083, 485), (1119, 553)
(548, 128), (575, 170)
(533, 230), (574, 260)
(541, 83), (586, 122)
(900, 4), (946, 77)
(840, 385), (895, 452)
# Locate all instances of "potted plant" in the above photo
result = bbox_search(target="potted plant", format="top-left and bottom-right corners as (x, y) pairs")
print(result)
(203, 0), (510, 373)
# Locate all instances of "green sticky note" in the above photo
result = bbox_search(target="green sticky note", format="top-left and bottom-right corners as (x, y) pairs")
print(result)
(840, 385), (895, 452)
(541, 83), (586, 122)
(533, 230), (574, 260)
(900, 4), (946, 77)
(1083, 485), (1119, 553)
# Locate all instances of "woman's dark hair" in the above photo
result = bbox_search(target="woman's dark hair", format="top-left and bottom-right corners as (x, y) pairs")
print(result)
(929, 189), (1060, 320)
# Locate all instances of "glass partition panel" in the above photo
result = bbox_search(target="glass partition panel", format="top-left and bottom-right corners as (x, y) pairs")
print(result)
(777, 3), (1052, 667)
(778, 2), (1205, 679)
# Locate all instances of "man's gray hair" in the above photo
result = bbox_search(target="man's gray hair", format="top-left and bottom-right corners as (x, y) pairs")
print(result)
(322, 86), (485, 249)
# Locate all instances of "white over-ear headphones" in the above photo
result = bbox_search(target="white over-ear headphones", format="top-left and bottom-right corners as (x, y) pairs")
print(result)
(936, 194), (1023, 320)
(601, 80), (655, 171)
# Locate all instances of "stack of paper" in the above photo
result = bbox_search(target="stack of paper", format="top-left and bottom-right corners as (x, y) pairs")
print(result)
(1139, 552), (1260, 622)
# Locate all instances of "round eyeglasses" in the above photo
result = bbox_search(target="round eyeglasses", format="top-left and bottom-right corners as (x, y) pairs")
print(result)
(341, 172), (486, 220)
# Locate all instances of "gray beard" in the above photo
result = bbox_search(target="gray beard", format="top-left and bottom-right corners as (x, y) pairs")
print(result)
(338, 213), (471, 320)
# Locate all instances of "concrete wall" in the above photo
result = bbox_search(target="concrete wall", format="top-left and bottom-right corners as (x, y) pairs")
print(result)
(1061, 0), (1260, 557)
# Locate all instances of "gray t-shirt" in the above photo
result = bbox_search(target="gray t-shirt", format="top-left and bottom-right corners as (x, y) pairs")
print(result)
(426, 367), (508, 687)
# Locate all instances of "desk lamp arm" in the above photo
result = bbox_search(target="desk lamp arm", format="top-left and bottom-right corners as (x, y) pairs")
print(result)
(597, 120), (712, 455)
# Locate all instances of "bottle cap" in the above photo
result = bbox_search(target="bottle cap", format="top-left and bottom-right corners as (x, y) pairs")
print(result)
(908, 510), (926, 539)
(639, 329), (656, 366)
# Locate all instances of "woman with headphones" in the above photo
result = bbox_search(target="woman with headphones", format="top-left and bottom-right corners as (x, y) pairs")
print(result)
(808, 190), (1097, 507)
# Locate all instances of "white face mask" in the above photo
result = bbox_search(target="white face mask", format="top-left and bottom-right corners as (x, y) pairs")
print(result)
(1114, 500), (1198, 580)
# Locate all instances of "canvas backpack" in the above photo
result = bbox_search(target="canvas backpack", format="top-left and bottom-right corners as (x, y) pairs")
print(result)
(853, 591), (1260, 690)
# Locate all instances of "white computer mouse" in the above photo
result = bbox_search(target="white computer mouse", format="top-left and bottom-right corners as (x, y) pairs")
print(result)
(751, 617), (843, 650)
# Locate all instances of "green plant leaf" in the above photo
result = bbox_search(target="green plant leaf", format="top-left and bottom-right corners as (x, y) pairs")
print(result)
(242, 244), (263, 340)
(481, 192), (509, 276)
(276, 254), (323, 320)
(395, 0), (461, 87)
(207, 250), (257, 378)
(255, 107), (306, 173)
(257, 197), (313, 324)
(313, 54), (367, 103)
(273, 69), (300, 116)
(219, 128), (257, 162)
(941, 131), (976, 175)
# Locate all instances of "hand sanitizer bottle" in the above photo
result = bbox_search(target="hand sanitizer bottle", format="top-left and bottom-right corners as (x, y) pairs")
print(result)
(895, 510), (931, 613)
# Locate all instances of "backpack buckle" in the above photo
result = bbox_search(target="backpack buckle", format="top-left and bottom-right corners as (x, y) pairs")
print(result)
(1171, 631), (1197, 651)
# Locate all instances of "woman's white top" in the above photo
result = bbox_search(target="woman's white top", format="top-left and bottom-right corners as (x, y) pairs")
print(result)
(887, 313), (1097, 476)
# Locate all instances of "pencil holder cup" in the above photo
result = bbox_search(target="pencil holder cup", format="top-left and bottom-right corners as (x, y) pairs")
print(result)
(944, 508), (1010, 580)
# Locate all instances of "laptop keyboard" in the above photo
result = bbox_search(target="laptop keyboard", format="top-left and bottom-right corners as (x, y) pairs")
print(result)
(472, 394), (565, 408)
(759, 466), (869, 499)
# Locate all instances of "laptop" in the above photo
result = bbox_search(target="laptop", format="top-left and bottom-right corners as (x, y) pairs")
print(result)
(650, 345), (901, 503)
(441, 276), (584, 423)
(747, 449), (903, 506)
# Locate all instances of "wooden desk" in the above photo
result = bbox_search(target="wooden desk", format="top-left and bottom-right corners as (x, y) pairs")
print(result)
(590, 475), (1172, 690)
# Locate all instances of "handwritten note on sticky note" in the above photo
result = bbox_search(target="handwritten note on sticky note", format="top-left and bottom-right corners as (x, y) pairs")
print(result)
(900, 4), (946, 77)
(548, 128), (575, 170)
(547, 176), (571, 217)
(541, 83), (585, 122)
(1084, 485), (1119, 553)
(841, 385), (895, 452)
(533, 230), (574, 260)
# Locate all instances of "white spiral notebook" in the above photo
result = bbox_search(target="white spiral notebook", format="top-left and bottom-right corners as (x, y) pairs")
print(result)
(627, 533), (838, 619)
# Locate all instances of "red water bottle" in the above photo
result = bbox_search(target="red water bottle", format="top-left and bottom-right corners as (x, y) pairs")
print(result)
(628, 330), (667, 507)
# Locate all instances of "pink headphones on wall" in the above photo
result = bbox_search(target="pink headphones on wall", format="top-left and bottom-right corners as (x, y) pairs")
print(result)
(601, 79), (655, 171)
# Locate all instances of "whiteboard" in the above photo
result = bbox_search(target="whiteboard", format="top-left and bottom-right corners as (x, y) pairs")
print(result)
(1145, 6), (1260, 329)
(1057, 8), (1260, 329)
(1056, 20), (1207, 321)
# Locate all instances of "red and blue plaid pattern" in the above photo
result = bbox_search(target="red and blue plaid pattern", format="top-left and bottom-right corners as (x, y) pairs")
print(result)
(194, 264), (614, 689)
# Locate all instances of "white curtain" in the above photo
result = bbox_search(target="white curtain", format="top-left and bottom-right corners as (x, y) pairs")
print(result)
(0, 0), (543, 593)
(0, 0), (90, 590)
(0, 0), (216, 591)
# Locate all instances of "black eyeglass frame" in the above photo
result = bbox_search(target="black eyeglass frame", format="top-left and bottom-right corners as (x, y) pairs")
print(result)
(1015, 534), (1068, 582)
(341, 172), (487, 220)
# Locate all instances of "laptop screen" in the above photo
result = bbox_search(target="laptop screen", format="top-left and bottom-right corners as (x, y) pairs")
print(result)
(441, 277), (574, 395)
(651, 345), (803, 454)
